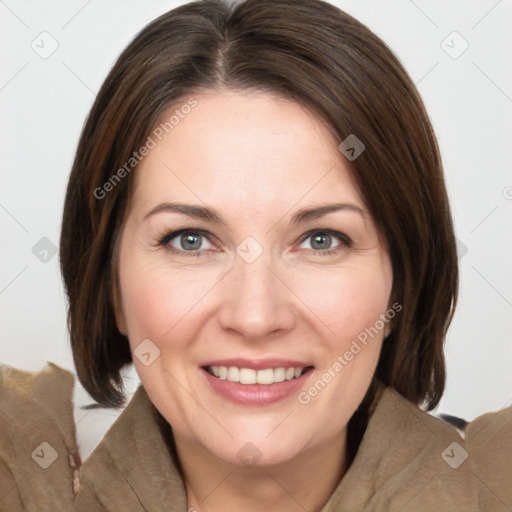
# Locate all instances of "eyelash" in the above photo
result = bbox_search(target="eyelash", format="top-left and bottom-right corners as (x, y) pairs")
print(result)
(155, 228), (352, 257)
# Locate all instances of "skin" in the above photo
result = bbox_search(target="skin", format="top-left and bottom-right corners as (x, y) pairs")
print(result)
(114, 89), (393, 512)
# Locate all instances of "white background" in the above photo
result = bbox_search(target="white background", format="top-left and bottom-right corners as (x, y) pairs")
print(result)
(1, 0), (511, 459)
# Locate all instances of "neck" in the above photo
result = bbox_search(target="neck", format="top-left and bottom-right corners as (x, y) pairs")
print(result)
(152, 382), (381, 511)
(173, 429), (348, 512)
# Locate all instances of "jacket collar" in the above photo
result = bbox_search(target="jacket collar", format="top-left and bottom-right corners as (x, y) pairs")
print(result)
(90, 384), (460, 511)
(95, 385), (188, 508)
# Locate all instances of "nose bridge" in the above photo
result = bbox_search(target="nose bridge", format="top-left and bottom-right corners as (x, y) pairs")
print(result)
(218, 247), (295, 338)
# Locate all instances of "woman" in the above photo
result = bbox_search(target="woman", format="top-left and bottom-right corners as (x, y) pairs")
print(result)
(24, 0), (512, 510)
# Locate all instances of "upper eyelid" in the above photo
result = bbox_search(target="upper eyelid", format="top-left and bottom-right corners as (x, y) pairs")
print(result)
(158, 228), (216, 247)
(298, 230), (352, 250)
(299, 229), (351, 243)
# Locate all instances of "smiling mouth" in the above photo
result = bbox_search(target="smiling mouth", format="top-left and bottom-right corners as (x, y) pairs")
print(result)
(203, 365), (314, 385)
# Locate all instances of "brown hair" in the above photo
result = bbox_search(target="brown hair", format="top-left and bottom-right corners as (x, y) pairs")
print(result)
(60, 0), (458, 430)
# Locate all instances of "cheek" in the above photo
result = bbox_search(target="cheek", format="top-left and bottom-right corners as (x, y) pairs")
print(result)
(119, 254), (220, 346)
(295, 262), (392, 342)
(293, 263), (392, 414)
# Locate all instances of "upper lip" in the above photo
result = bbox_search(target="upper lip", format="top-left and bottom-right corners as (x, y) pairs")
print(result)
(201, 358), (314, 371)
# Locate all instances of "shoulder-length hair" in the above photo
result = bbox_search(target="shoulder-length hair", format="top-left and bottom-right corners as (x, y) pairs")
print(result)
(60, 0), (458, 421)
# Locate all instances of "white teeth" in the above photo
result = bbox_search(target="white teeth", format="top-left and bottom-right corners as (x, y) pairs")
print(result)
(239, 368), (257, 384)
(207, 365), (308, 385)
(227, 366), (239, 382)
(256, 368), (274, 385)
(274, 367), (286, 383)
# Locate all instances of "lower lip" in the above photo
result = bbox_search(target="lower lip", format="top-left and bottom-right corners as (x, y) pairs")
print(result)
(201, 367), (313, 406)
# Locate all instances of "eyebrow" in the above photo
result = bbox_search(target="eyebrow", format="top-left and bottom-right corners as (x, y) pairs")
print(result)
(143, 201), (366, 225)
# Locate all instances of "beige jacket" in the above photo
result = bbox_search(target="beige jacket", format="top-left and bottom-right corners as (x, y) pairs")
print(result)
(1, 363), (511, 511)
(0, 363), (79, 511)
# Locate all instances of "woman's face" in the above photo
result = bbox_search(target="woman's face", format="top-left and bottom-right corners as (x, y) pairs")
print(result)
(114, 90), (393, 467)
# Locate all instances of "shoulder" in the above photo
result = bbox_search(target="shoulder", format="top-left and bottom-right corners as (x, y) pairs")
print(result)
(75, 385), (187, 511)
(0, 362), (79, 511)
(378, 389), (512, 510)
(463, 403), (512, 507)
(325, 388), (512, 511)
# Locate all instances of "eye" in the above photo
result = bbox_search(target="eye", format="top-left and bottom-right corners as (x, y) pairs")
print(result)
(157, 229), (215, 255)
(298, 230), (352, 255)
(156, 228), (352, 257)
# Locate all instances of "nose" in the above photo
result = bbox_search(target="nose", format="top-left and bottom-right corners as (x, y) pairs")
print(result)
(217, 252), (297, 341)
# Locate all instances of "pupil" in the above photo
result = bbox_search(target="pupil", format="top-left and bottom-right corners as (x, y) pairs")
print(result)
(182, 232), (201, 250)
(312, 233), (330, 250)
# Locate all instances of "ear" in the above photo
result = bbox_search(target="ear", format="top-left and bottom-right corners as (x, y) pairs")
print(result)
(112, 276), (128, 336)
(383, 317), (392, 338)
(383, 298), (396, 339)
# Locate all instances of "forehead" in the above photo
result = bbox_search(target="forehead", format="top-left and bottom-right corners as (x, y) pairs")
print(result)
(130, 90), (362, 215)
